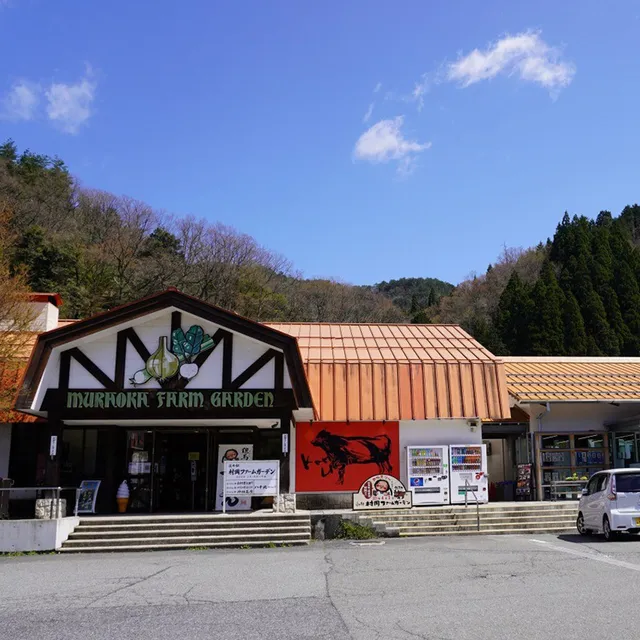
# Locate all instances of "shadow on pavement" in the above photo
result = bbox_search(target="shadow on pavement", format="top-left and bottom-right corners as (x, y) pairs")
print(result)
(557, 533), (640, 544)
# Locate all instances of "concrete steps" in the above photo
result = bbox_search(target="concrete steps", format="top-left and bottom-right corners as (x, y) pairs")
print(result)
(357, 502), (577, 537)
(60, 512), (311, 552)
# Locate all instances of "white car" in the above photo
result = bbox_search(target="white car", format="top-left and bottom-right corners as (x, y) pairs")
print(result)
(577, 469), (640, 540)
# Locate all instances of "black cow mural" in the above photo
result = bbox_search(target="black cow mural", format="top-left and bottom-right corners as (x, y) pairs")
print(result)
(297, 422), (399, 491)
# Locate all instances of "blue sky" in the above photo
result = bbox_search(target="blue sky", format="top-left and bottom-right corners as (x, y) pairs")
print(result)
(2, 1), (640, 286)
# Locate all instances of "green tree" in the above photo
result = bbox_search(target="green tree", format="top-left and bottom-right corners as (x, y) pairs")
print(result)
(495, 272), (533, 355)
(529, 261), (564, 355)
(563, 291), (587, 355)
(427, 287), (437, 307)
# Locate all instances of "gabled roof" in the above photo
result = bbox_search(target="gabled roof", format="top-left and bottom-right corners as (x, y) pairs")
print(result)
(14, 289), (314, 414)
(504, 356), (640, 402)
(268, 322), (510, 421)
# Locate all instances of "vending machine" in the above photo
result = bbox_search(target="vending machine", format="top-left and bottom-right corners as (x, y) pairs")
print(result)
(406, 446), (450, 505)
(449, 444), (488, 504)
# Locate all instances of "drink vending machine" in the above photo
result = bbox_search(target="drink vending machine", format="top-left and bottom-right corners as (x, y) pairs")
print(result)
(406, 446), (449, 505)
(449, 444), (488, 504)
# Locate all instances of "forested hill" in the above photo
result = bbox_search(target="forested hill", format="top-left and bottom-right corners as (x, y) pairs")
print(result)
(369, 278), (454, 319)
(3, 138), (640, 358)
(433, 207), (640, 356)
(0, 140), (413, 323)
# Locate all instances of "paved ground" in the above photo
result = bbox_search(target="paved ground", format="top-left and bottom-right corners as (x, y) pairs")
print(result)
(3, 533), (640, 639)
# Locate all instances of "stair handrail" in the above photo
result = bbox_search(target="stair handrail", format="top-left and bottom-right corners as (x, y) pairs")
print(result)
(464, 479), (481, 532)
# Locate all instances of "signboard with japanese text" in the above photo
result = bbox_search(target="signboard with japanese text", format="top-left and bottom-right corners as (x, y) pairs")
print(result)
(215, 444), (253, 511)
(223, 460), (279, 497)
(352, 474), (413, 511)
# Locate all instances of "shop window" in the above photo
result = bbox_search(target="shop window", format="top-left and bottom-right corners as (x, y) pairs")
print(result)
(538, 433), (610, 500)
(614, 433), (638, 468)
(541, 435), (570, 449)
(540, 450), (571, 467)
(575, 434), (605, 449)
(61, 429), (99, 482)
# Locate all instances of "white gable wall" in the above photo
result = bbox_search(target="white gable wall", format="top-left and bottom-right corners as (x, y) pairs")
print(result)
(32, 307), (292, 412)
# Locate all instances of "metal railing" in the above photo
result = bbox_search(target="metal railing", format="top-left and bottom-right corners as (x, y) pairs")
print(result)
(0, 486), (81, 519)
(463, 479), (481, 531)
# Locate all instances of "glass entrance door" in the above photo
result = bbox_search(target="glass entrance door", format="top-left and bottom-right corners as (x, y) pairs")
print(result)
(126, 430), (154, 512)
(153, 431), (208, 512)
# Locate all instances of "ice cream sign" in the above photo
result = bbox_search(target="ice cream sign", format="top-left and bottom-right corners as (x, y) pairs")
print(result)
(130, 324), (213, 385)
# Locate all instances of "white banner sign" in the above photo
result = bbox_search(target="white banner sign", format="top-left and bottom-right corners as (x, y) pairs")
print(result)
(223, 460), (279, 498)
(215, 444), (253, 511)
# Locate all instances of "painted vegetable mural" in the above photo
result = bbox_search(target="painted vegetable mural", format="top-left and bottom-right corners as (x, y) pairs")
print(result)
(129, 325), (214, 385)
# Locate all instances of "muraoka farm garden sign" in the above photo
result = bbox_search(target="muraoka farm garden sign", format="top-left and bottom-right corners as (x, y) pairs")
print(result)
(64, 389), (278, 410)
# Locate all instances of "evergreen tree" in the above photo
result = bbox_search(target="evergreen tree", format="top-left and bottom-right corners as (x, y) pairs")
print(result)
(583, 289), (620, 355)
(427, 287), (436, 307)
(569, 253), (619, 355)
(411, 309), (430, 324)
(465, 314), (505, 355)
(563, 292), (587, 355)
(495, 272), (533, 355)
(529, 261), (564, 355)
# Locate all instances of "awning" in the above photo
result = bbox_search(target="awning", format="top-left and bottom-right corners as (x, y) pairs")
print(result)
(504, 356), (640, 403)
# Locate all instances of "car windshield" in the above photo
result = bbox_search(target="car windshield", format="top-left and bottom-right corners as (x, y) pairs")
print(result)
(615, 473), (640, 493)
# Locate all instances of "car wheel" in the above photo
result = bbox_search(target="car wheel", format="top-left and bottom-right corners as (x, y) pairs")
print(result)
(603, 516), (615, 541)
(576, 513), (589, 536)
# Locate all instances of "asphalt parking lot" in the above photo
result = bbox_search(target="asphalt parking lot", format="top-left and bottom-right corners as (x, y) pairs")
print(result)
(2, 533), (640, 639)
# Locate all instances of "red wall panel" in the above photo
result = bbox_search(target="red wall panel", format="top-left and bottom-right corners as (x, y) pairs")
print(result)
(295, 421), (400, 492)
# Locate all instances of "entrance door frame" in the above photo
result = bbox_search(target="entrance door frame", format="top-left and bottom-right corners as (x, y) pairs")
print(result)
(123, 424), (285, 513)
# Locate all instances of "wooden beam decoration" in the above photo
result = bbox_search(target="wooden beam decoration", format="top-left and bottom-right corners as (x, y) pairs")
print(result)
(57, 347), (117, 391)
(58, 312), (287, 394)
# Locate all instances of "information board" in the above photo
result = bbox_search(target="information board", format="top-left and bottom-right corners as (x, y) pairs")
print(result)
(223, 460), (279, 503)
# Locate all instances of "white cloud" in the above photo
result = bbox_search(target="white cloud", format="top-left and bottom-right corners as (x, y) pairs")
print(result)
(411, 74), (429, 111)
(45, 68), (97, 134)
(353, 116), (431, 174)
(363, 102), (374, 123)
(1, 81), (40, 121)
(447, 30), (575, 93)
(373, 82), (382, 93)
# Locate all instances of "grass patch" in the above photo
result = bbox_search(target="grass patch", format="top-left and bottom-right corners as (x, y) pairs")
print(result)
(1, 550), (41, 557)
(336, 520), (378, 540)
(186, 546), (208, 551)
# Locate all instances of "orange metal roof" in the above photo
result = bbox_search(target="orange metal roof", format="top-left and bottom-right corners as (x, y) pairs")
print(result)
(504, 357), (640, 402)
(268, 323), (511, 421)
(0, 358), (37, 422)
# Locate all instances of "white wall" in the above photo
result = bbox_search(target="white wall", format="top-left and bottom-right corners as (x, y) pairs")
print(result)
(0, 517), (79, 552)
(30, 301), (59, 332)
(523, 402), (640, 433)
(0, 425), (10, 478)
(398, 419), (481, 486)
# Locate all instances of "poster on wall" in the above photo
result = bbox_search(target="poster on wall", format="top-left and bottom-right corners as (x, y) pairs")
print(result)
(352, 474), (413, 510)
(215, 444), (253, 511)
(296, 421), (400, 492)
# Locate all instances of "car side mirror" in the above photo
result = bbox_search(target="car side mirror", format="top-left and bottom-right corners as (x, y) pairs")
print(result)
(581, 488), (588, 496)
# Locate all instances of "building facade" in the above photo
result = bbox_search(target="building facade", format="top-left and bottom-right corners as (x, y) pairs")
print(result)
(6, 289), (512, 513)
